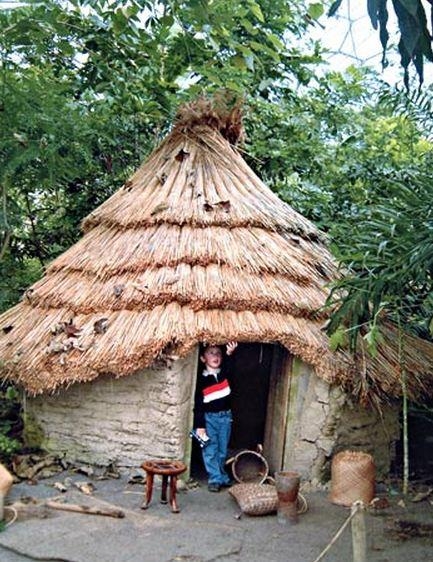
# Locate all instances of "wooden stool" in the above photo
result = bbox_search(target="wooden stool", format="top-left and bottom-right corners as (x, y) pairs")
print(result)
(141, 459), (187, 513)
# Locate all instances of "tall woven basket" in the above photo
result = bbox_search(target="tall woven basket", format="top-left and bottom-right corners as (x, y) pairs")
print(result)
(329, 450), (375, 507)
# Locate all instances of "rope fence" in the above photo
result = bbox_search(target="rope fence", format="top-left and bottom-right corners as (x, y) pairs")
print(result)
(312, 501), (366, 562)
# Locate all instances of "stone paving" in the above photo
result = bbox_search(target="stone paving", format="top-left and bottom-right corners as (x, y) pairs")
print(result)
(0, 470), (432, 562)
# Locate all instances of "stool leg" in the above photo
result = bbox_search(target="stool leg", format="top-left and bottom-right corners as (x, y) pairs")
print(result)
(141, 472), (154, 510)
(169, 476), (180, 513)
(161, 475), (168, 504)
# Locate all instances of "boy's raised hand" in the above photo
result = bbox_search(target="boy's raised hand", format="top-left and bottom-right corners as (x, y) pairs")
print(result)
(226, 341), (238, 356)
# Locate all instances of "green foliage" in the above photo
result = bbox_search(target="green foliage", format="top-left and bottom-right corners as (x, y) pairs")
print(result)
(324, 113), (433, 348)
(330, 0), (433, 86)
(0, 257), (43, 312)
(0, 385), (23, 463)
(328, 0), (344, 17)
(0, 431), (20, 459)
(379, 85), (433, 140)
(329, 326), (348, 351)
(392, 0), (433, 86)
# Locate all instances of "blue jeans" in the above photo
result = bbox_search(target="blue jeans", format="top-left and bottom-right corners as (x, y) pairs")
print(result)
(202, 410), (232, 485)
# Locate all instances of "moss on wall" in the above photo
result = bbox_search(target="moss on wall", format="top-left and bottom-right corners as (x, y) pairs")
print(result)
(23, 412), (46, 449)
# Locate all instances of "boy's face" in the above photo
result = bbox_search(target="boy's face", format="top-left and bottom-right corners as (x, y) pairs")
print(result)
(201, 346), (223, 370)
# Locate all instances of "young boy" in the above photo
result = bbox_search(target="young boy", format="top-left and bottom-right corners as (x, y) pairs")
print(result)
(194, 341), (238, 492)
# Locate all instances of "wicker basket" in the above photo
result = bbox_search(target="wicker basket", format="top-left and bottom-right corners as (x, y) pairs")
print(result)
(329, 450), (375, 507)
(229, 482), (278, 516)
(229, 480), (308, 517)
(231, 450), (269, 484)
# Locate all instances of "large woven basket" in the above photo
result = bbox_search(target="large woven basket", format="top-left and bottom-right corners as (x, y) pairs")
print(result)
(329, 450), (375, 507)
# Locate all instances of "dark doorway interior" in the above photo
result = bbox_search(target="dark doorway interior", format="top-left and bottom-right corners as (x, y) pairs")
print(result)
(230, 343), (273, 450)
(393, 401), (433, 481)
(190, 342), (273, 479)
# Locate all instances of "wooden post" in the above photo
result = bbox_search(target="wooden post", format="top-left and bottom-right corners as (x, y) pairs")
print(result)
(351, 502), (367, 562)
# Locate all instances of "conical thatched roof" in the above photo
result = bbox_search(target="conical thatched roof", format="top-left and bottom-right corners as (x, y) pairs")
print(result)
(1, 99), (433, 404)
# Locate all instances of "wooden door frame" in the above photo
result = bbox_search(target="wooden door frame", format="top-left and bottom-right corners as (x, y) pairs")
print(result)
(263, 345), (292, 473)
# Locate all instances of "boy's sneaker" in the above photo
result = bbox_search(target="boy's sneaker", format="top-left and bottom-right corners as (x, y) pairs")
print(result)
(208, 483), (221, 492)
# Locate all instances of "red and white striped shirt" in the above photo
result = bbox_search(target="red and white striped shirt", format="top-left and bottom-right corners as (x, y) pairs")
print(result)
(203, 378), (231, 403)
(194, 365), (233, 427)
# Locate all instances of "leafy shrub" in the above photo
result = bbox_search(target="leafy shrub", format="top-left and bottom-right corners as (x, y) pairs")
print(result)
(0, 385), (23, 464)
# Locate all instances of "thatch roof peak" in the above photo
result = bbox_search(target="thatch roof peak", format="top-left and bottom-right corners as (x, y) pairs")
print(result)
(173, 95), (244, 146)
(79, 99), (323, 242)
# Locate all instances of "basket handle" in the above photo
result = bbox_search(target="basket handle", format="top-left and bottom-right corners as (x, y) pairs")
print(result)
(264, 476), (275, 485)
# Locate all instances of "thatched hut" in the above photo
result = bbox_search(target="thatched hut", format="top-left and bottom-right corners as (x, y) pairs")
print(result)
(1, 99), (433, 482)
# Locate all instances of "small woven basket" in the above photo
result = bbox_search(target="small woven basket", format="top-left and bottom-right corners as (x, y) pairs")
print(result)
(232, 450), (269, 484)
(229, 480), (308, 517)
(329, 450), (375, 507)
(229, 482), (278, 516)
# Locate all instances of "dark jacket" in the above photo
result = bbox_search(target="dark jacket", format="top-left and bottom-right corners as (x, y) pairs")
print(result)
(193, 358), (234, 428)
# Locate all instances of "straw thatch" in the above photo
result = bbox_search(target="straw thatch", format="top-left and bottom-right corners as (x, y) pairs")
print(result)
(1, 98), (433, 404)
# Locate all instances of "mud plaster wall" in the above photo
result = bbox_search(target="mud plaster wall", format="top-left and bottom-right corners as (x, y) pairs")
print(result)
(283, 358), (400, 484)
(25, 351), (198, 468)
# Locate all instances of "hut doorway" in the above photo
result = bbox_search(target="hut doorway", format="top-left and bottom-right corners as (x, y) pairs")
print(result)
(190, 343), (290, 479)
(393, 401), (433, 480)
(229, 342), (273, 450)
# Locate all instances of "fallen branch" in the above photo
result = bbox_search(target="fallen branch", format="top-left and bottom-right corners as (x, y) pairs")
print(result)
(411, 487), (433, 503)
(45, 501), (125, 519)
(386, 518), (433, 540)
